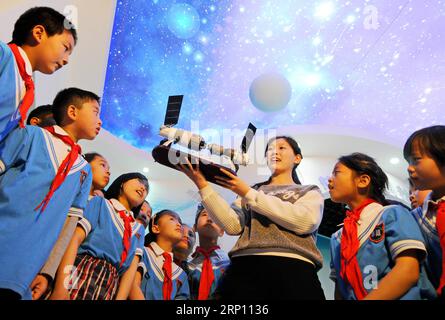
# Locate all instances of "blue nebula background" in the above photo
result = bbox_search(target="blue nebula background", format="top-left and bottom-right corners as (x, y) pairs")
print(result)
(102, 0), (445, 151)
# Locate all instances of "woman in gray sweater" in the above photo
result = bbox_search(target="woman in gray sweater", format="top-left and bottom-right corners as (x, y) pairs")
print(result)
(179, 136), (325, 299)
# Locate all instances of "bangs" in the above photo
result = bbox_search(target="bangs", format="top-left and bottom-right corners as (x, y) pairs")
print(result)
(403, 132), (432, 162)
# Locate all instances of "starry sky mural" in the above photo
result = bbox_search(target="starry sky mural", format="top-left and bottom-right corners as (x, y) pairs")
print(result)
(101, 0), (445, 152)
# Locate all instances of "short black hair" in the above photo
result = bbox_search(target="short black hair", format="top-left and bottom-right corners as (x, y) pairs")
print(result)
(26, 104), (53, 125)
(83, 152), (105, 163)
(52, 88), (100, 125)
(12, 7), (77, 46)
(403, 125), (445, 168)
(145, 209), (182, 245)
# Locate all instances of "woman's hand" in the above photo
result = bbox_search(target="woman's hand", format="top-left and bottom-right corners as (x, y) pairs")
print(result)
(214, 168), (251, 197)
(177, 158), (209, 190)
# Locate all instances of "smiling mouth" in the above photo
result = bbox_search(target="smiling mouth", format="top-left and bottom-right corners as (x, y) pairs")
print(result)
(136, 190), (143, 197)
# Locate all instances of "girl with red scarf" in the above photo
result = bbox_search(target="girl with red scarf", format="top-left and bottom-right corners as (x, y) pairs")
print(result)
(50, 173), (148, 300)
(328, 153), (435, 300)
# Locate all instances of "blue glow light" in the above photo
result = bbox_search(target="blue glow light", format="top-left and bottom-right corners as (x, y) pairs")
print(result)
(166, 3), (200, 39)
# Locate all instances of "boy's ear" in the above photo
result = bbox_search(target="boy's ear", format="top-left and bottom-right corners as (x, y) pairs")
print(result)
(66, 104), (78, 122)
(30, 25), (47, 44)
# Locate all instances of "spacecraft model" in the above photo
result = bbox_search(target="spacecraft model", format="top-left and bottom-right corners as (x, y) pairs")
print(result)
(152, 95), (257, 184)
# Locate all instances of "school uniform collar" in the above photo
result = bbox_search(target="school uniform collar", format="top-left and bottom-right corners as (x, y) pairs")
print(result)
(51, 125), (71, 137)
(149, 241), (174, 260)
(336, 202), (383, 228)
(422, 191), (445, 216)
(110, 198), (135, 219)
(339, 202), (385, 247)
(17, 45), (33, 76)
(192, 246), (222, 259)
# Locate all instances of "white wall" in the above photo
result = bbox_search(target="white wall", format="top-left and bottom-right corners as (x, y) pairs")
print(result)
(0, 0), (117, 105)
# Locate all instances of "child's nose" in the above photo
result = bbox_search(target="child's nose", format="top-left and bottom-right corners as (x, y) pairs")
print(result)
(62, 55), (69, 66)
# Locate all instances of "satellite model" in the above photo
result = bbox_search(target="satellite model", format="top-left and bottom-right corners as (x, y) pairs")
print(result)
(152, 95), (257, 184)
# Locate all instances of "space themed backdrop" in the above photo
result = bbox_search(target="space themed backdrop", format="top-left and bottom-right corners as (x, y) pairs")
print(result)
(101, 0), (444, 151)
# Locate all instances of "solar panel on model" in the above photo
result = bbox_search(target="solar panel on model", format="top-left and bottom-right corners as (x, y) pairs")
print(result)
(241, 122), (257, 153)
(164, 95), (183, 126)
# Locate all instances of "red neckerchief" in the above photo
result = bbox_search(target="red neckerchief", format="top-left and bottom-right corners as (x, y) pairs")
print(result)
(193, 246), (220, 300)
(340, 198), (377, 300)
(161, 252), (173, 300)
(35, 126), (81, 213)
(8, 43), (34, 128)
(118, 210), (135, 267)
(436, 200), (445, 295)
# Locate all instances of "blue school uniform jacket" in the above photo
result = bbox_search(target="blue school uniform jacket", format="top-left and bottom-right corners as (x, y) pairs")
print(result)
(0, 125), (92, 299)
(77, 197), (145, 274)
(138, 242), (190, 300)
(330, 203), (436, 300)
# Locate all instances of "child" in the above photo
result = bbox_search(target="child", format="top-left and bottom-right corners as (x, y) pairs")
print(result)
(51, 173), (148, 300)
(26, 104), (56, 127)
(173, 222), (197, 273)
(29, 151), (110, 299)
(328, 152), (435, 300)
(0, 87), (101, 299)
(83, 152), (111, 199)
(129, 210), (190, 300)
(408, 178), (432, 210)
(179, 136), (326, 300)
(188, 205), (229, 300)
(135, 200), (152, 229)
(0, 7), (77, 139)
(404, 125), (445, 298)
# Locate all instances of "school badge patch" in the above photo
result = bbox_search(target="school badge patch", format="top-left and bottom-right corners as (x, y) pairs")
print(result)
(369, 222), (385, 243)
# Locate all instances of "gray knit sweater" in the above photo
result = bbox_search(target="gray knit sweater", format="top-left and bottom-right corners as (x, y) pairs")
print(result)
(199, 183), (324, 270)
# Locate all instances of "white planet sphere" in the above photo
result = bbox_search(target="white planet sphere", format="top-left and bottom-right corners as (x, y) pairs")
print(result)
(249, 72), (292, 112)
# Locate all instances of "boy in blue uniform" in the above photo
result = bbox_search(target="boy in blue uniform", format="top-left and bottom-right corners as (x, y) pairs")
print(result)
(0, 87), (102, 299)
(328, 153), (436, 300)
(404, 125), (445, 298)
(188, 205), (230, 300)
(130, 210), (190, 300)
(0, 7), (77, 139)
